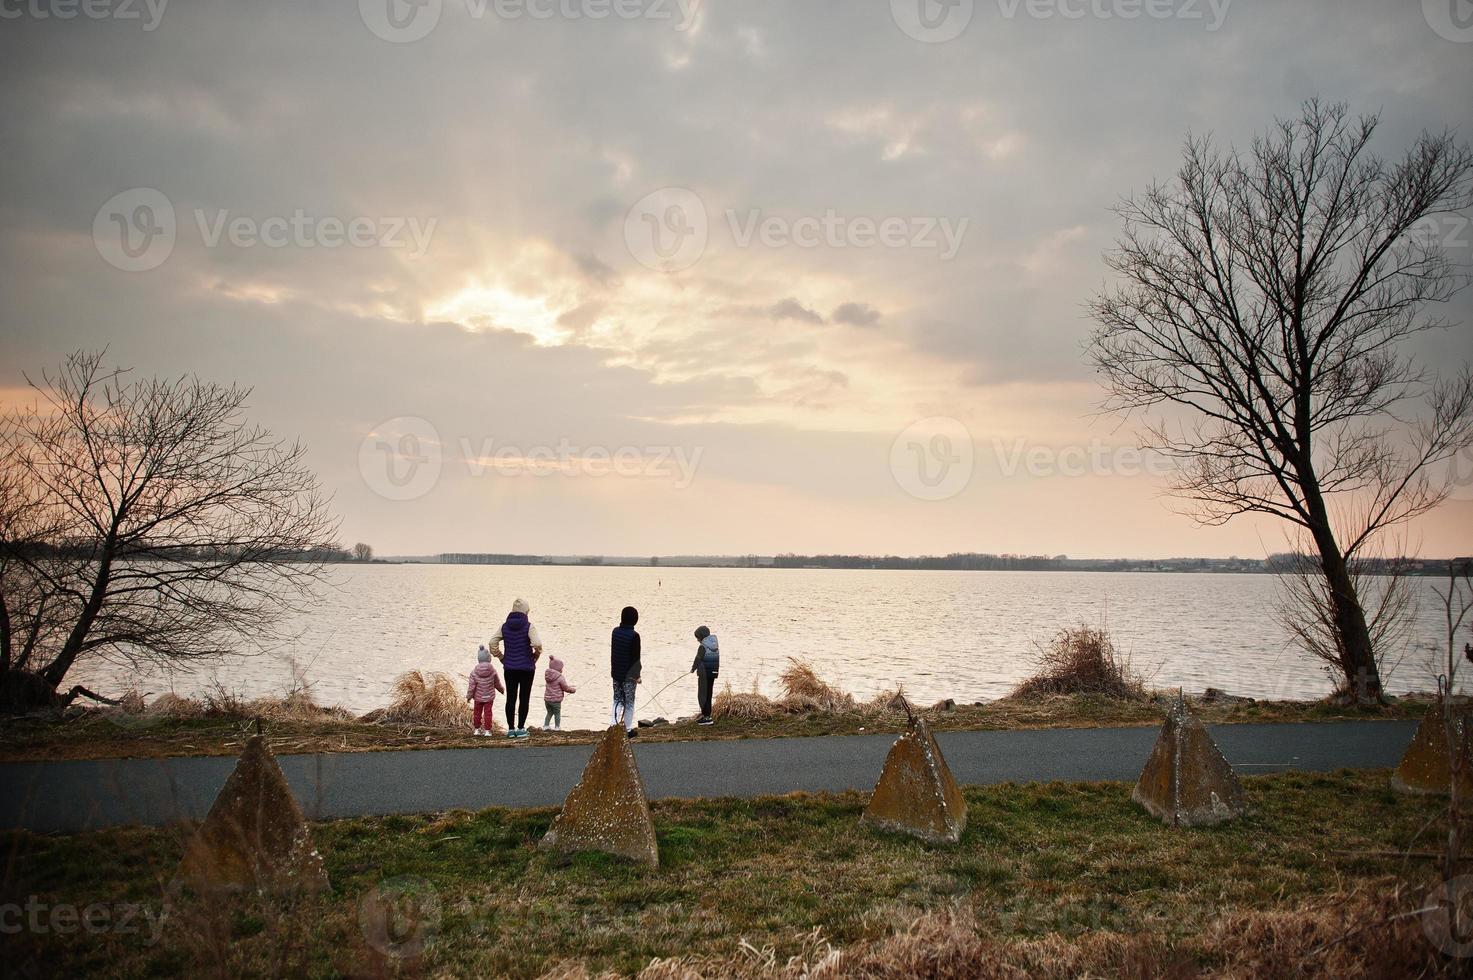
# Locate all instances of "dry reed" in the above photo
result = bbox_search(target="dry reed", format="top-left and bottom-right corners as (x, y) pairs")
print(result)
(1009, 625), (1145, 701)
(711, 682), (785, 722)
(537, 885), (1446, 979)
(777, 658), (857, 713)
(381, 670), (474, 729)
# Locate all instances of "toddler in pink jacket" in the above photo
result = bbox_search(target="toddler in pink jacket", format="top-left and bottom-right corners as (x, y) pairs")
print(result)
(467, 645), (505, 737)
(542, 655), (577, 731)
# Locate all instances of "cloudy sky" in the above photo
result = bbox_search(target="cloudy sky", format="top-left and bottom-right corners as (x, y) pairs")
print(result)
(1, 0), (1470, 558)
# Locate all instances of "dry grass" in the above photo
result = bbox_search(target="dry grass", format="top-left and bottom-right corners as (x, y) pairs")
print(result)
(711, 659), (876, 721)
(539, 884), (1448, 979)
(1009, 625), (1146, 701)
(250, 690), (353, 724)
(143, 691), (206, 720)
(712, 660), (907, 722)
(380, 670), (473, 729)
(778, 658), (858, 713)
(712, 684), (786, 722)
(104, 683), (352, 727)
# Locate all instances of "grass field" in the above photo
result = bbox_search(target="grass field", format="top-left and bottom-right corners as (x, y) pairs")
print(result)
(1, 769), (1462, 978)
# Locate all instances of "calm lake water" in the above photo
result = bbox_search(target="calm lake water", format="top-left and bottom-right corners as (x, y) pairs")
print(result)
(79, 564), (1465, 731)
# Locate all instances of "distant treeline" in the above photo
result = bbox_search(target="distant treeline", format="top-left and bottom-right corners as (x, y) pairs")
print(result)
(433, 551), (1468, 574)
(772, 553), (1071, 571)
(2, 541), (369, 563)
(782, 553), (1464, 574)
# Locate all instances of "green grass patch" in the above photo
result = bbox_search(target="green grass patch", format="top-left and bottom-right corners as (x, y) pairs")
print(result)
(0, 769), (1453, 978)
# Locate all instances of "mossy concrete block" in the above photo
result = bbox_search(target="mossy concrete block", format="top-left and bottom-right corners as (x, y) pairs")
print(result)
(862, 717), (967, 845)
(1391, 703), (1473, 796)
(176, 735), (329, 893)
(540, 725), (659, 868)
(1132, 694), (1246, 827)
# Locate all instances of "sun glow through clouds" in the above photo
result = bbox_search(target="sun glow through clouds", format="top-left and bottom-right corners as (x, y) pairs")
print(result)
(425, 283), (569, 346)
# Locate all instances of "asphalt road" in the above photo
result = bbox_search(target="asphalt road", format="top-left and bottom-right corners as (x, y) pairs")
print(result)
(0, 720), (1417, 834)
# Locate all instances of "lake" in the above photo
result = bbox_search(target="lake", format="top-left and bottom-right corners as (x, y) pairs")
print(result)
(78, 564), (1464, 731)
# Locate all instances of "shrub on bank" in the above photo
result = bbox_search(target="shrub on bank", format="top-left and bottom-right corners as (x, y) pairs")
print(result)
(380, 670), (474, 729)
(711, 686), (786, 721)
(778, 658), (858, 713)
(1009, 625), (1145, 701)
(712, 658), (903, 722)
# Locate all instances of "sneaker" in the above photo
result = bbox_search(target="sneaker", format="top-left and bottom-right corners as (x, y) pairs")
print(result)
(506, 730), (519, 739)
(514, 729), (530, 739)
(698, 717), (714, 726)
(627, 728), (639, 739)
(472, 728), (481, 737)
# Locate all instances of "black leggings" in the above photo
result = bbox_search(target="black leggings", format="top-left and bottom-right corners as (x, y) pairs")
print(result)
(505, 669), (535, 729)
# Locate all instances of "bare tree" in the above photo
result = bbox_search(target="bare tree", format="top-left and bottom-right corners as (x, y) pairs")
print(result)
(1088, 100), (1473, 704)
(1429, 559), (1473, 912)
(1430, 559), (1473, 690)
(352, 542), (373, 563)
(0, 421), (73, 704)
(1271, 533), (1419, 695)
(0, 351), (339, 711)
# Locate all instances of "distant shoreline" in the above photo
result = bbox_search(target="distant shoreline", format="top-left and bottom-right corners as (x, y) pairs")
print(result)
(369, 554), (1469, 576)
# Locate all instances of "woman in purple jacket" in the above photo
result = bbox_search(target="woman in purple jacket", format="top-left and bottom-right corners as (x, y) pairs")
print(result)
(489, 598), (543, 738)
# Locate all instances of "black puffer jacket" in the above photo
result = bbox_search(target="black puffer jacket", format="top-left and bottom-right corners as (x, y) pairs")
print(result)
(611, 606), (641, 681)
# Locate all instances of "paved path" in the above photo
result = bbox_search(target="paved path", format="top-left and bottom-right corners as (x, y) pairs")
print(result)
(0, 721), (1415, 834)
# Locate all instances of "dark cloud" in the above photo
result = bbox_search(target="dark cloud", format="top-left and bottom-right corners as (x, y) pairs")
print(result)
(831, 302), (881, 327)
(767, 298), (824, 325)
(572, 252), (619, 286)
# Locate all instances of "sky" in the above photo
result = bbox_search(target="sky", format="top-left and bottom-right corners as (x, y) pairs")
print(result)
(1, 0), (1471, 559)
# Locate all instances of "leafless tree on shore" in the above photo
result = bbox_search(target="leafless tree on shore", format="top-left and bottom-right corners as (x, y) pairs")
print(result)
(1271, 534), (1419, 696)
(1089, 100), (1473, 704)
(0, 351), (339, 711)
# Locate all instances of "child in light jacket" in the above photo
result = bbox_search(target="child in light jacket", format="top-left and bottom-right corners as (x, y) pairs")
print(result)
(542, 655), (577, 730)
(467, 645), (506, 737)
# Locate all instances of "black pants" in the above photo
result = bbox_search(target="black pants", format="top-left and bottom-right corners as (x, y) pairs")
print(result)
(697, 668), (717, 718)
(505, 669), (535, 729)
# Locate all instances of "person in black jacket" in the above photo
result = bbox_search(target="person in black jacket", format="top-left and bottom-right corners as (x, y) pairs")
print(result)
(610, 606), (641, 736)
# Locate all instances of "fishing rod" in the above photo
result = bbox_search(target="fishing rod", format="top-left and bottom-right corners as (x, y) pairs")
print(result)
(636, 671), (689, 715)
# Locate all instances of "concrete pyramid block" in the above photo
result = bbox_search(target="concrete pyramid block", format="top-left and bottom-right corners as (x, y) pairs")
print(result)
(862, 716), (967, 845)
(176, 734), (329, 893)
(539, 725), (659, 867)
(1391, 703), (1473, 796)
(1132, 694), (1246, 827)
